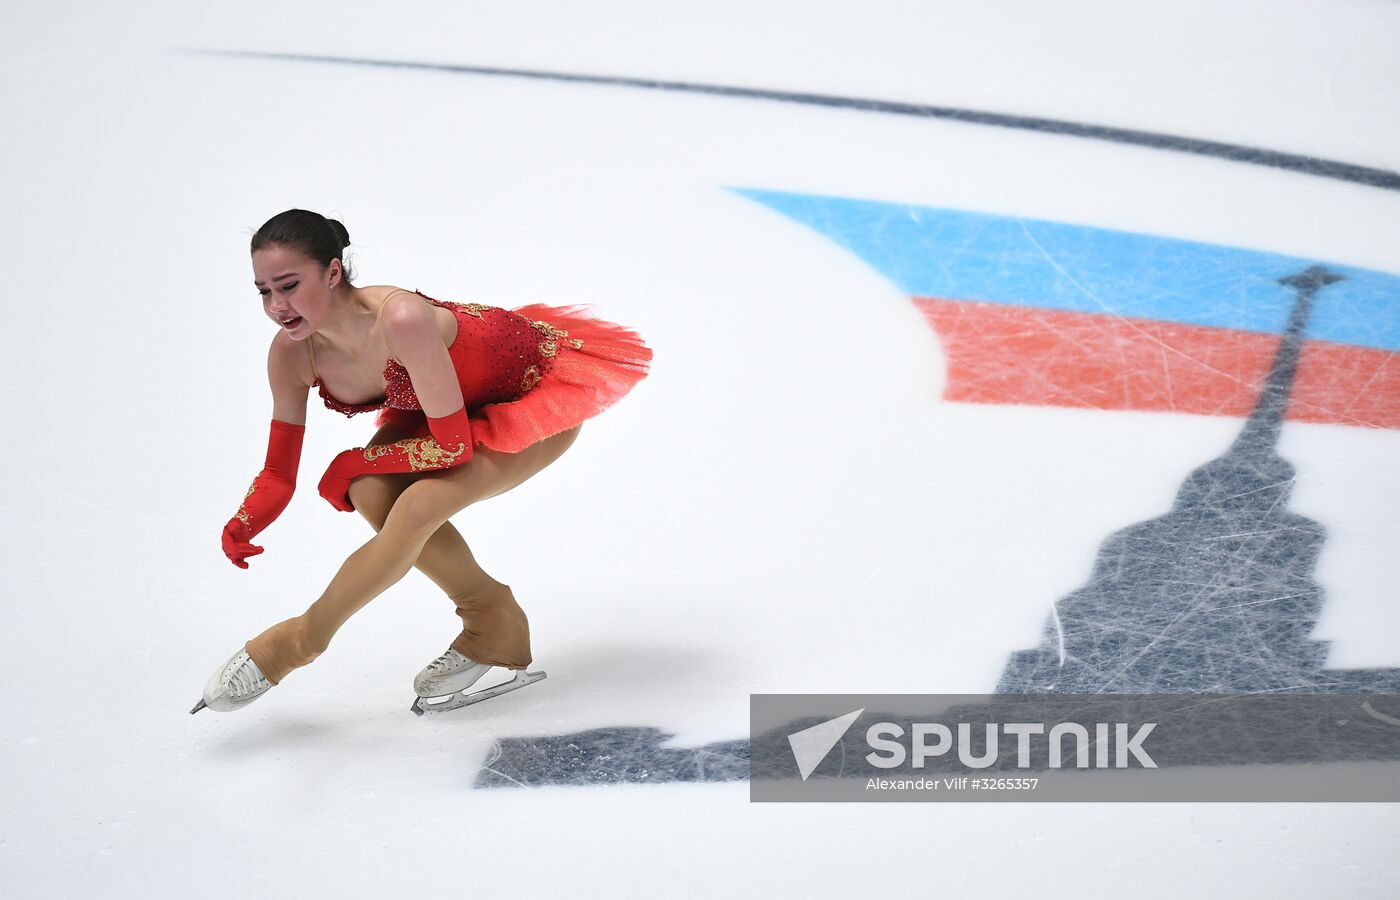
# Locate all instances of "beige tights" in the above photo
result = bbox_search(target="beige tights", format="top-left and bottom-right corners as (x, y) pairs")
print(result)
(244, 424), (580, 686)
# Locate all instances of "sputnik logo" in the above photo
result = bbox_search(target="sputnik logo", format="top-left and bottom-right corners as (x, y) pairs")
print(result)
(787, 708), (865, 781)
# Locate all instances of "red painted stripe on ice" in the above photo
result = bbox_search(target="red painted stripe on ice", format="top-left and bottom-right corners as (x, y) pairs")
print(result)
(912, 296), (1400, 430)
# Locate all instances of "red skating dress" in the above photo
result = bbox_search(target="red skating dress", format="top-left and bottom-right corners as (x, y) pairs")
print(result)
(314, 289), (652, 450)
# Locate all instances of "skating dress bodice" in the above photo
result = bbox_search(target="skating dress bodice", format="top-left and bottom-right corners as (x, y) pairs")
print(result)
(309, 290), (580, 416)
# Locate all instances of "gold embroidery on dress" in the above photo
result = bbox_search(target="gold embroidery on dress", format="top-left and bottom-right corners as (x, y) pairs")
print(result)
(234, 480), (256, 524)
(530, 319), (569, 339)
(520, 365), (542, 392)
(455, 302), (493, 319)
(361, 444), (395, 462)
(529, 318), (579, 357)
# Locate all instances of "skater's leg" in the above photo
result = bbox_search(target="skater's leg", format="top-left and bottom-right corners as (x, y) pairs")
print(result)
(345, 472), (534, 669)
(245, 425), (581, 683)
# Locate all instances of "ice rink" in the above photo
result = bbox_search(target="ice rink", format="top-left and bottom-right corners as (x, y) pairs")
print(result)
(3, 1), (1399, 896)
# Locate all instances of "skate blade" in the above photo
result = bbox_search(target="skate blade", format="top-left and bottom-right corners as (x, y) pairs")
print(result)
(411, 669), (547, 716)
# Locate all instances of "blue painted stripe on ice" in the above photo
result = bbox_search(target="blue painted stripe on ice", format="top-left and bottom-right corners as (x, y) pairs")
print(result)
(730, 188), (1400, 352)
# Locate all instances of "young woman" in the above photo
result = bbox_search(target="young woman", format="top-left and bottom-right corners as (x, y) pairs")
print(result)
(192, 209), (652, 714)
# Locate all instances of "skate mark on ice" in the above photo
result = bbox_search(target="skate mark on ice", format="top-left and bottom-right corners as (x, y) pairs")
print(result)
(474, 726), (748, 788)
(477, 692), (1400, 790)
(996, 266), (1400, 694)
(479, 269), (1400, 789)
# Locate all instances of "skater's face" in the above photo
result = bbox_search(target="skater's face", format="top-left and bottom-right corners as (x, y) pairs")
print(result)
(252, 244), (341, 340)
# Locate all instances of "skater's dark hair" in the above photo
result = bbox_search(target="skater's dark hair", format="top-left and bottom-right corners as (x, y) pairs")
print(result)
(250, 209), (356, 283)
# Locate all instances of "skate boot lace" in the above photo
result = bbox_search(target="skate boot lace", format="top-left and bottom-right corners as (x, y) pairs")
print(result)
(426, 650), (460, 674)
(228, 656), (270, 699)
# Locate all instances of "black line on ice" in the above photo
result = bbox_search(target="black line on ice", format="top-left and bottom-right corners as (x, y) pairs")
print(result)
(182, 48), (1400, 192)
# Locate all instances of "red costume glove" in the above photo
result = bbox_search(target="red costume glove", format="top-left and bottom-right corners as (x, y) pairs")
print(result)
(317, 408), (474, 512)
(222, 420), (305, 568)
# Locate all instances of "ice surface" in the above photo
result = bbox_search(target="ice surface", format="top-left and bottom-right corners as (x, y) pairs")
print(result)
(4, 0), (1400, 897)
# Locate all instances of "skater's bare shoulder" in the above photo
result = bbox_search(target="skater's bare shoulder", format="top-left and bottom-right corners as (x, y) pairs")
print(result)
(265, 329), (313, 424)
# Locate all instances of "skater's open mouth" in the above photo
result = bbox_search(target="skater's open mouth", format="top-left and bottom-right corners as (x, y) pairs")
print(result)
(280, 316), (303, 329)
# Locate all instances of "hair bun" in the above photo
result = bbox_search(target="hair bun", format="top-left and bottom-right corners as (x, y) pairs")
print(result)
(327, 217), (351, 249)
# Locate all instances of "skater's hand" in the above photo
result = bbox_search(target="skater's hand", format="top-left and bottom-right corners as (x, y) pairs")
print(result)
(222, 426), (302, 567)
(221, 519), (265, 569)
(317, 452), (359, 513)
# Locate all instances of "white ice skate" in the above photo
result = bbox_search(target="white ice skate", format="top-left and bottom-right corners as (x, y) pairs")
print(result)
(189, 646), (275, 714)
(410, 647), (547, 716)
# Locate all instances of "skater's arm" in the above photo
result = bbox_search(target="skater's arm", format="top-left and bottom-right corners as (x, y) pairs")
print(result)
(221, 334), (312, 568)
(267, 327), (311, 427)
(316, 409), (473, 512)
(316, 295), (474, 512)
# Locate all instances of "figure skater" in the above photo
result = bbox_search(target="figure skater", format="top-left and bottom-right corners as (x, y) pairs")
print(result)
(191, 209), (652, 715)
